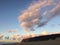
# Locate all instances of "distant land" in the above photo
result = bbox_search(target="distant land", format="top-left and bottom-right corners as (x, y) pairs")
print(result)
(3, 33), (60, 45)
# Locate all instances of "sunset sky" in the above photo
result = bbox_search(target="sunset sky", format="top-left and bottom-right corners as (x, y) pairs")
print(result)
(0, 0), (60, 35)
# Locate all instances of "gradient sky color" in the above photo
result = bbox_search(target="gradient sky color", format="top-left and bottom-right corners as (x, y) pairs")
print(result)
(0, 0), (60, 35)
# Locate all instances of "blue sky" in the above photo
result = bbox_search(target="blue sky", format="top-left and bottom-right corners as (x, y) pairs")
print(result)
(0, 0), (60, 35)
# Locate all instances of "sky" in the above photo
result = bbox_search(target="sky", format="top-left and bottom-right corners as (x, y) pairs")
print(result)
(0, 0), (60, 36)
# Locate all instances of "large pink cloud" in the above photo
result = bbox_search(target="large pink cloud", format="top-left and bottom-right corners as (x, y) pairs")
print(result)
(18, 0), (60, 31)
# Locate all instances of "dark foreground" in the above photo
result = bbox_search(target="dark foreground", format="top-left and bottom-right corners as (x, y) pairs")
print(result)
(3, 34), (60, 45)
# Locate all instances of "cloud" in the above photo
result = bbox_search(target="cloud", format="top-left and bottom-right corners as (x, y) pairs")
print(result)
(13, 29), (18, 32)
(6, 29), (18, 33)
(41, 30), (49, 35)
(38, 2), (60, 27)
(50, 4), (60, 16)
(46, 3), (60, 21)
(18, 0), (60, 31)
(6, 30), (12, 33)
